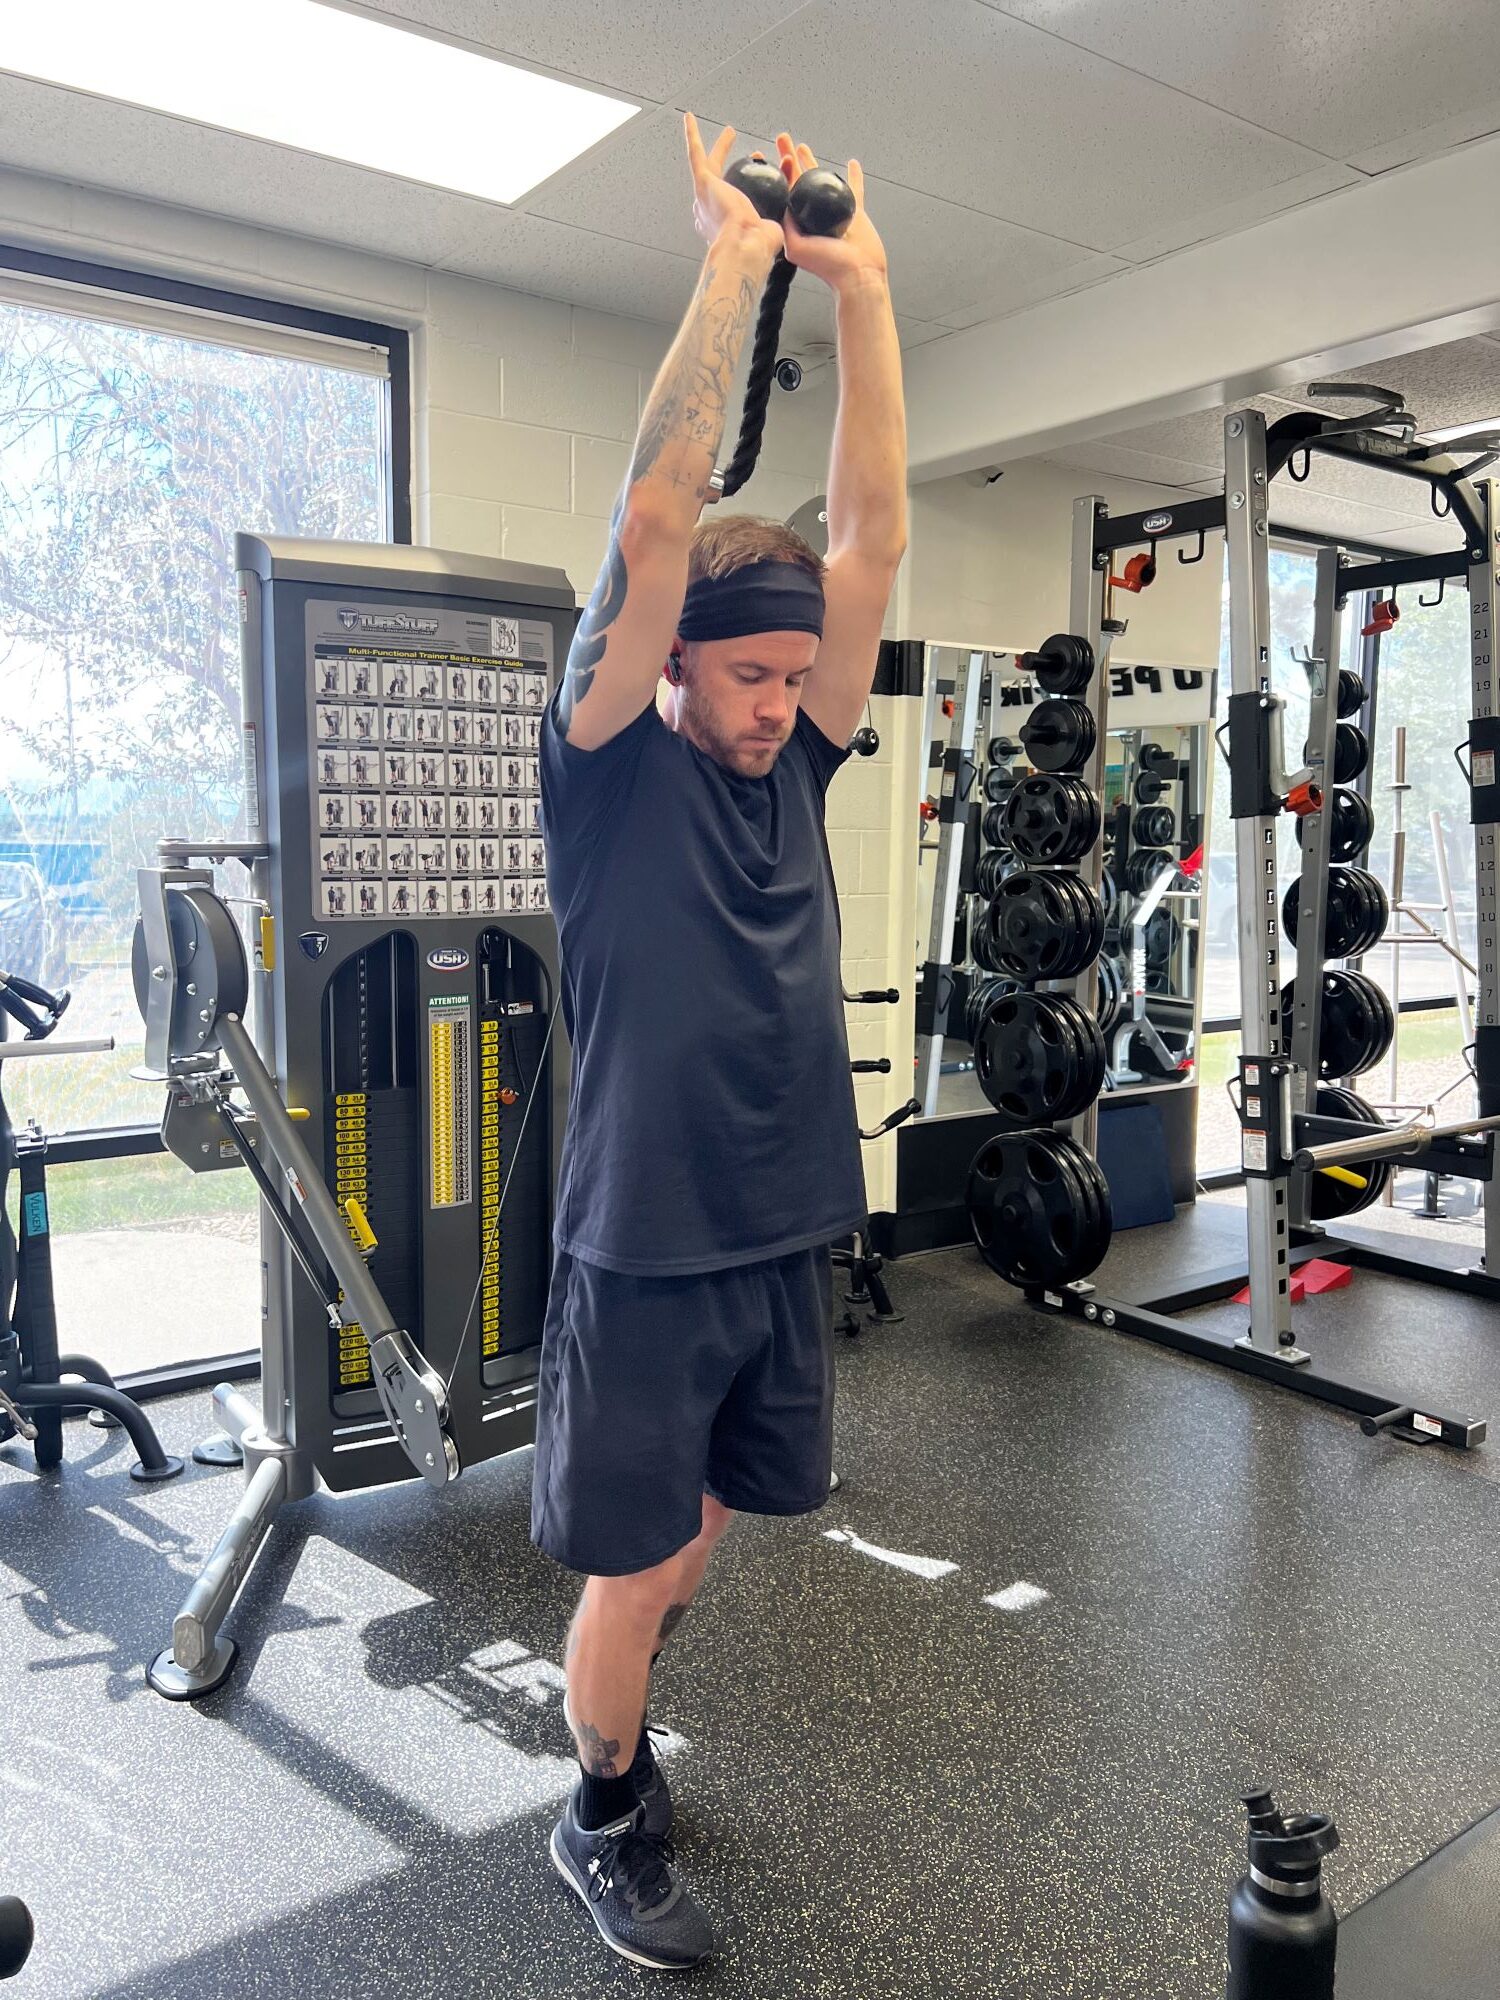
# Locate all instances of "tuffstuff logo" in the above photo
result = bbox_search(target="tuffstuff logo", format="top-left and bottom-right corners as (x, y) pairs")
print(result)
(428, 947), (470, 972)
(336, 608), (441, 635)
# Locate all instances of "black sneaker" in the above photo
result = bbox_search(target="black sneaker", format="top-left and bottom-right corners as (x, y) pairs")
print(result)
(550, 1793), (713, 1970)
(630, 1723), (674, 1840)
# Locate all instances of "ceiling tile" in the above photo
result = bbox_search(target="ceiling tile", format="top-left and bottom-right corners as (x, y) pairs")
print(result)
(1112, 165), (1362, 266)
(1045, 442), (1232, 490)
(985, 0), (1500, 161)
(352, 0), (801, 102)
(694, 0), (1332, 251)
(0, 74), (487, 267)
(935, 251), (1126, 328)
(1292, 449), (1442, 521)
(1348, 96), (1500, 173)
(1287, 340), (1500, 438)
(529, 108), (791, 260)
(1362, 521), (1468, 556)
(439, 213), (704, 322)
(1267, 486), (1444, 547)
(1107, 395), (1310, 472)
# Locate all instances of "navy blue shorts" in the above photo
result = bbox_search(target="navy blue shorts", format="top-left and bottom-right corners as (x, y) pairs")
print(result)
(530, 1245), (835, 1577)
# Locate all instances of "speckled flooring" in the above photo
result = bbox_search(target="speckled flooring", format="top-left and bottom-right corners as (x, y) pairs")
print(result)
(4, 1208), (1499, 2000)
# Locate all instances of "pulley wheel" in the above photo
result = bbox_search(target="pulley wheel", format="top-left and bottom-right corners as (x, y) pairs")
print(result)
(1019, 698), (1096, 774)
(975, 991), (1106, 1127)
(131, 886), (248, 1064)
(967, 1130), (1113, 1288)
(1333, 721), (1369, 784)
(1002, 773), (1101, 866)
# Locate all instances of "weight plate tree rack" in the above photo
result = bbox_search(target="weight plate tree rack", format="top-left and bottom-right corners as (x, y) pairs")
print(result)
(1027, 403), (1500, 1450)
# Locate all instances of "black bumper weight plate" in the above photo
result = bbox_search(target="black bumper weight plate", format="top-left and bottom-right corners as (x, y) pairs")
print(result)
(1280, 968), (1393, 1078)
(1336, 667), (1366, 718)
(985, 872), (1103, 981)
(975, 992), (1105, 1126)
(1284, 867), (1389, 959)
(1333, 721), (1369, 784)
(983, 763), (1017, 804)
(982, 802), (1009, 847)
(1139, 743), (1176, 778)
(1019, 698), (1097, 774)
(1096, 954), (1126, 1038)
(1296, 786), (1374, 863)
(966, 974), (1018, 1046)
(1305, 1085), (1391, 1219)
(1125, 848), (1176, 897)
(966, 1130), (1112, 1288)
(974, 848), (1008, 900)
(1002, 773), (1102, 865)
(1133, 804), (1176, 848)
(1026, 632), (1095, 696)
(987, 736), (1020, 766)
(1134, 772), (1166, 805)
(1144, 906), (1180, 966)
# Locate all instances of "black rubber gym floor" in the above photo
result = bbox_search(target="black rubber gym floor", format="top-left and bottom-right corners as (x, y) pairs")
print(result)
(4, 1204), (1499, 1999)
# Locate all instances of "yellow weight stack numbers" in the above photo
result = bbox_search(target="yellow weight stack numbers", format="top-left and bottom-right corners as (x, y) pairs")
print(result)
(480, 1017), (502, 1358)
(333, 1092), (372, 1387)
(428, 997), (473, 1210)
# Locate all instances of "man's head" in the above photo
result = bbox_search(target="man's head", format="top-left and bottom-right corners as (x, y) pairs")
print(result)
(665, 516), (826, 777)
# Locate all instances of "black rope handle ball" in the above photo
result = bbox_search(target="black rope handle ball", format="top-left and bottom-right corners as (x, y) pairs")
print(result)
(711, 157), (856, 501)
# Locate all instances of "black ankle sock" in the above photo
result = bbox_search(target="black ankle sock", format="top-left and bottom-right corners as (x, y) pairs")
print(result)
(629, 1723), (654, 1776)
(577, 1767), (640, 1832)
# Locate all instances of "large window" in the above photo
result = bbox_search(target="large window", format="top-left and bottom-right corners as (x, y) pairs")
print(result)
(0, 257), (404, 1378)
(0, 264), (400, 1138)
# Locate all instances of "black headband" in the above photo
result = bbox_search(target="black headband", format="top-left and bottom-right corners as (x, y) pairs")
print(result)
(676, 560), (825, 643)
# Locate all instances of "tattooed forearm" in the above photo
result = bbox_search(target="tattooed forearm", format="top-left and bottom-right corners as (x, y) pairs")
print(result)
(576, 1719), (621, 1779)
(630, 261), (759, 497)
(558, 513), (627, 737)
(554, 240), (767, 736)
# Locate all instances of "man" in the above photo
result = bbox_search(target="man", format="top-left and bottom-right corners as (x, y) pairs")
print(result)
(534, 114), (906, 1969)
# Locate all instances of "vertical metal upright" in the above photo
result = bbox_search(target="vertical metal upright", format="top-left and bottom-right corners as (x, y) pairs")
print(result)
(915, 648), (987, 1117)
(1223, 412), (1301, 1357)
(1064, 494), (1111, 1159)
(1466, 478), (1500, 1277)
(1285, 548), (1345, 1226)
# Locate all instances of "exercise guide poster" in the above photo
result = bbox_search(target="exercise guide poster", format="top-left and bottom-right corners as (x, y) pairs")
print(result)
(303, 598), (555, 921)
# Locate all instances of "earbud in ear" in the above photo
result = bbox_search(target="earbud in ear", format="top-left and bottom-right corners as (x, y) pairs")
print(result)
(667, 652), (683, 684)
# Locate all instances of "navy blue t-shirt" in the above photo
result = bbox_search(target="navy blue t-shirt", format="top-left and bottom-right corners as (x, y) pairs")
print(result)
(540, 695), (867, 1276)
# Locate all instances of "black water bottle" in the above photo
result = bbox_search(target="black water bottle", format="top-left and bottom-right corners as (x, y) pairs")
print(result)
(1226, 1789), (1339, 1999)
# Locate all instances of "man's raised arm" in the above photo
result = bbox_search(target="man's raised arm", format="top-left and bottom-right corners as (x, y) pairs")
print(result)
(556, 116), (783, 752)
(775, 142), (906, 749)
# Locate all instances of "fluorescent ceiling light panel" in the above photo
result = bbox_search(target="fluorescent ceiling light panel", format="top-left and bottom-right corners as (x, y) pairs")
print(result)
(0, 1), (638, 204)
